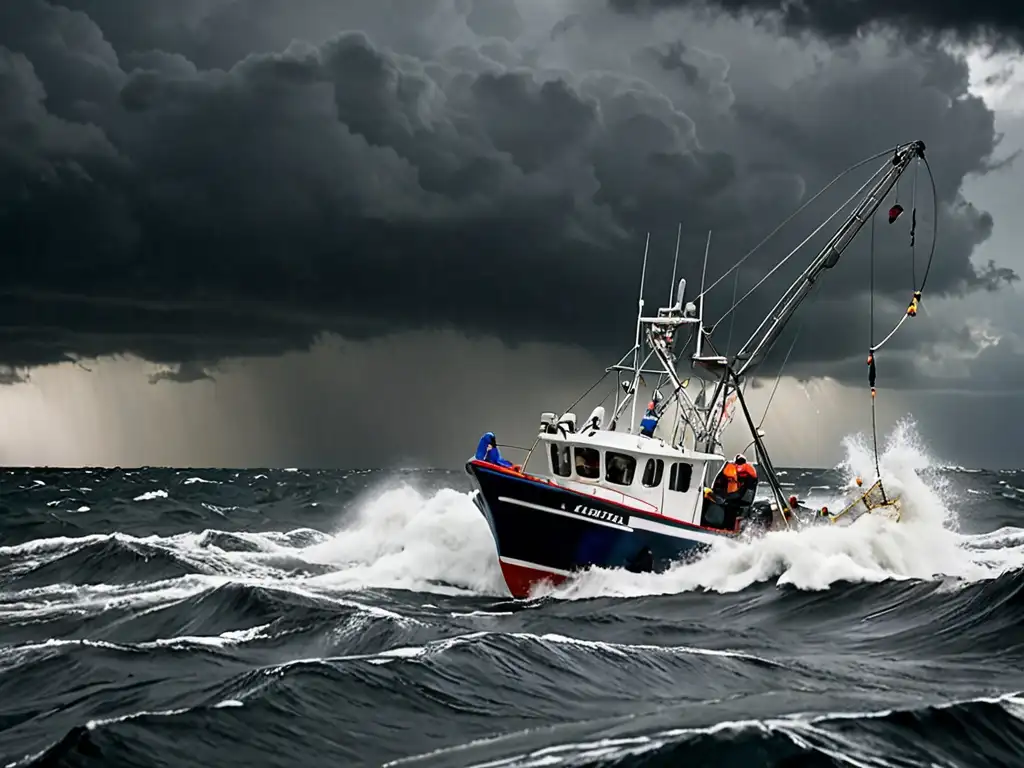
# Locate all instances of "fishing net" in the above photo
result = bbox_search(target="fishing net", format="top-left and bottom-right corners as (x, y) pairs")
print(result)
(831, 478), (902, 523)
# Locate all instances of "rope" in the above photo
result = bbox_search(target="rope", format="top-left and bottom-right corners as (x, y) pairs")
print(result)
(918, 155), (939, 292)
(751, 270), (826, 430)
(871, 312), (910, 351)
(565, 370), (612, 417)
(756, 283), (821, 429)
(757, 329), (800, 430)
(868, 213), (885, 499)
(870, 391), (885, 500)
(865, 150), (938, 504)
(870, 211), (875, 347)
(911, 159), (918, 288)
(724, 270), (739, 355)
(870, 154), (939, 354)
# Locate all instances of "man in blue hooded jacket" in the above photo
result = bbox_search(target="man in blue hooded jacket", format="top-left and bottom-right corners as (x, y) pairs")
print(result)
(475, 432), (513, 468)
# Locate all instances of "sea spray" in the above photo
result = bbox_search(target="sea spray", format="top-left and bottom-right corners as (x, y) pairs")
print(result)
(536, 419), (1024, 600)
(301, 483), (506, 596)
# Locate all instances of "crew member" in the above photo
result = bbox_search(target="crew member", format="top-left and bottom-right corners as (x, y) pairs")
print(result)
(787, 495), (814, 516)
(705, 454), (757, 529)
(575, 449), (599, 479)
(639, 401), (659, 437)
(475, 432), (513, 468)
(713, 453), (758, 501)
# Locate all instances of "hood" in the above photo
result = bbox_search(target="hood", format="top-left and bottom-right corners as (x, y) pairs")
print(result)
(475, 432), (497, 461)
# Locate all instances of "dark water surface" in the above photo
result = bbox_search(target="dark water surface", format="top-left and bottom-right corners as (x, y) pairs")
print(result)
(1, 456), (1023, 767)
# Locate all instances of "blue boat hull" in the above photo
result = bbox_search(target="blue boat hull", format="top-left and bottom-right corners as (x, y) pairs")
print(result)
(465, 459), (737, 598)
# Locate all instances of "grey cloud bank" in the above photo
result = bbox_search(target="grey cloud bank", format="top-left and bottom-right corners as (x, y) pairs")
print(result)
(0, 0), (1017, 387)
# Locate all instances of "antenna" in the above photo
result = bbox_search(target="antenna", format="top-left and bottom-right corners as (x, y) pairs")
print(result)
(668, 222), (682, 307)
(696, 230), (711, 358)
(725, 268), (740, 358)
(629, 232), (650, 434)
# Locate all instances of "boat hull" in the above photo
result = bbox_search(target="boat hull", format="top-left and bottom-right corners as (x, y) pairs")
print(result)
(466, 460), (736, 598)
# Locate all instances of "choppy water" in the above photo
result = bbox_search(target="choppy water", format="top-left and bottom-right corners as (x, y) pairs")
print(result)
(2, 424), (1023, 767)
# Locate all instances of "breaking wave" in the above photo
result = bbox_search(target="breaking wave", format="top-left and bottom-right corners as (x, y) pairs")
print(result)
(1, 422), (1022, 766)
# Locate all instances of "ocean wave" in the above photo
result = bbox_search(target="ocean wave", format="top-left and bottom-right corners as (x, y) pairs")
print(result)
(380, 692), (1024, 768)
(3, 537), (201, 590)
(3, 426), (1024, 766)
(19, 688), (1024, 768)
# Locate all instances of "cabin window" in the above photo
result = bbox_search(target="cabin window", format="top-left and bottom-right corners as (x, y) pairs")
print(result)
(642, 458), (664, 488)
(574, 447), (600, 479)
(604, 451), (636, 486)
(668, 462), (693, 493)
(550, 444), (571, 477)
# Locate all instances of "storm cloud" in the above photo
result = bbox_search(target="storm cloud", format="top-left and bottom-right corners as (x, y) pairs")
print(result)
(0, 0), (1017, 390)
(610, 0), (1024, 49)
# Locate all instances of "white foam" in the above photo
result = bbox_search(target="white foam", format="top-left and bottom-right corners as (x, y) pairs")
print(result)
(133, 489), (168, 501)
(0, 492), (500, 622)
(140, 623), (274, 649)
(286, 419), (1021, 601)
(0, 534), (110, 557)
(300, 482), (507, 595)
(4, 421), (1019, 615)
(537, 418), (1024, 600)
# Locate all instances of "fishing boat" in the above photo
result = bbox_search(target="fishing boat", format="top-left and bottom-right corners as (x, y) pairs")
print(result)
(466, 140), (935, 598)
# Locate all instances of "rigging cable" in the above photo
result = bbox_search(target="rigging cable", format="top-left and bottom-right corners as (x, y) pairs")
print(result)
(911, 157), (919, 288)
(696, 144), (911, 301)
(756, 280), (823, 430)
(724, 269), (740, 356)
(870, 151), (938, 352)
(710, 160), (889, 330)
(867, 211), (886, 501)
(758, 331), (800, 429)
(865, 149), (937, 504)
(917, 154), (939, 291)
(520, 368), (613, 470)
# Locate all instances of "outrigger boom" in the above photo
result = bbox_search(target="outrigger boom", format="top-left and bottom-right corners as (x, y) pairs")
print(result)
(733, 140), (927, 377)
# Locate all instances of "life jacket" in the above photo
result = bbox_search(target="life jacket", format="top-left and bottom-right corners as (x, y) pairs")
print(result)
(721, 462), (757, 495)
(721, 463), (740, 495)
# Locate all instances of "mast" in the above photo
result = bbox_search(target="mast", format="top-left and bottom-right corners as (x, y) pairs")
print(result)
(669, 222), (682, 307)
(695, 230), (711, 360)
(732, 140), (926, 378)
(628, 233), (651, 434)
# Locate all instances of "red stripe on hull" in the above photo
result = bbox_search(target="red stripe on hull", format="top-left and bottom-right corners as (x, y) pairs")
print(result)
(499, 560), (570, 599)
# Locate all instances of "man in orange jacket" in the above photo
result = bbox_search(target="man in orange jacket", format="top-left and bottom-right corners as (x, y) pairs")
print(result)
(704, 453), (757, 513)
(702, 454), (758, 529)
(712, 453), (757, 500)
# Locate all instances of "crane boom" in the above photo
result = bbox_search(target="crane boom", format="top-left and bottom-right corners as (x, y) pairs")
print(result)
(732, 140), (926, 378)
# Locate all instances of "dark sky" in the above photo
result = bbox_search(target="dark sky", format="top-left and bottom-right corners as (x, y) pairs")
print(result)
(611, 0), (1024, 50)
(1, 0), (1022, 468)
